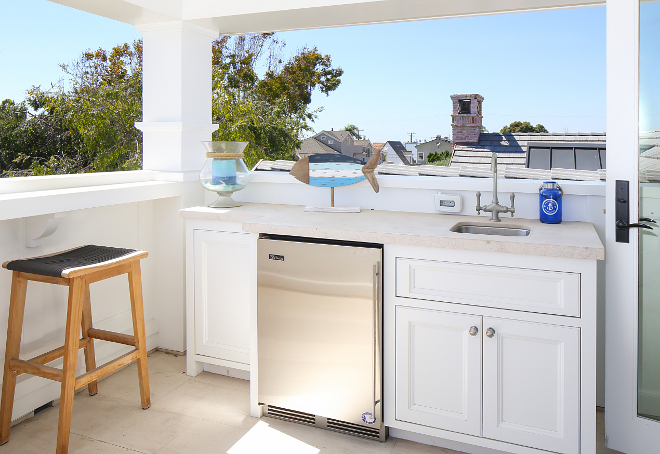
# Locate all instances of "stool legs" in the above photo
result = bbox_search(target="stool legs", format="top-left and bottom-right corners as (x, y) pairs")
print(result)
(80, 285), (98, 396)
(128, 262), (150, 410)
(0, 272), (28, 445)
(56, 277), (85, 454)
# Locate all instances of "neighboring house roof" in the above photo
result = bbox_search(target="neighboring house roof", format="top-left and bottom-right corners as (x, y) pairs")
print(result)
(317, 129), (353, 142)
(295, 136), (340, 159)
(384, 141), (413, 165)
(373, 142), (385, 152)
(451, 132), (607, 169)
(330, 130), (353, 142)
(354, 139), (372, 147)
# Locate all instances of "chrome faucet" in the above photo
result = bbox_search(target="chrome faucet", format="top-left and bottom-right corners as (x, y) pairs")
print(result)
(476, 153), (515, 222)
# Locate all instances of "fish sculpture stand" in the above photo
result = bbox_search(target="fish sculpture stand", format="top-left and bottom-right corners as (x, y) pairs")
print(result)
(289, 149), (381, 212)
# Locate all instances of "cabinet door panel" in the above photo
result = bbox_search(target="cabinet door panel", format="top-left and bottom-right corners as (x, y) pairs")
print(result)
(396, 307), (482, 436)
(194, 230), (252, 365)
(483, 317), (580, 454)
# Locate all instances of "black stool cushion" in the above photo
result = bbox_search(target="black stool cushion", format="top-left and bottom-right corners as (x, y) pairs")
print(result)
(5, 245), (137, 278)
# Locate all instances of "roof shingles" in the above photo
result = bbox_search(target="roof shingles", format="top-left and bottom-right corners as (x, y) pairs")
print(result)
(450, 132), (606, 169)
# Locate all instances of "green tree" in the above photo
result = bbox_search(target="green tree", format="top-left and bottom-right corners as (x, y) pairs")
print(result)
(1, 40), (143, 177)
(343, 124), (362, 140)
(0, 34), (342, 176)
(500, 121), (548, 134)
(0, 99), (82, 176)
(211, 34), (343, 167)
(427, 150), (451, 166)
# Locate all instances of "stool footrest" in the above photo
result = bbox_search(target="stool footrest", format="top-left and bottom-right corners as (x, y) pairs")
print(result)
(9, 359), (63, 382)
(87, 328), (135, 346)
(29, 339), (89, 366)
(74, 349), (139, 391)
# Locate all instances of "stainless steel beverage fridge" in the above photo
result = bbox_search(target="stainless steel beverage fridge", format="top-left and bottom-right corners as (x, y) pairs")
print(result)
(257, 235), (385, 441)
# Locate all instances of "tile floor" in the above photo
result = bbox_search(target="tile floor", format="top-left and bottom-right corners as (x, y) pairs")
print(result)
(3, 351), (621, 454)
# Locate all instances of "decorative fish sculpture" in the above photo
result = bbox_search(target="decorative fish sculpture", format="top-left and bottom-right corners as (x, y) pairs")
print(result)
(290, 148), (381, 193)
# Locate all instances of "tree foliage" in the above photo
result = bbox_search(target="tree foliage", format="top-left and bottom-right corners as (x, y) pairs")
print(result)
(0, 41), (143, 177)
(0, 99), (80, 175)
(343, 124), (362, 140)
(500, 121), (548, 134)
(211, 34), (343, 167)
(427, 150), (451, 166)
(1, 34), (343, 176)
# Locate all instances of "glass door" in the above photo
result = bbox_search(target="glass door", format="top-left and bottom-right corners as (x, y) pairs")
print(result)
(608, 0), (660, 454)
(638, 0), (660, 423)
(606, 1), (660, 452)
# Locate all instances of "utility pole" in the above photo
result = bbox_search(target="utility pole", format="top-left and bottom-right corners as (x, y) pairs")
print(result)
(356, 128), (364, 139)
(407, 132), (416, 142)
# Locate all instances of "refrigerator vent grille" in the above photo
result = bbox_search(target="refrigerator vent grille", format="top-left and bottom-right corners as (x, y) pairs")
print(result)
(326, 417), (381, 440)
(265, 406), (382, 441)
(266, 406), (315, 425)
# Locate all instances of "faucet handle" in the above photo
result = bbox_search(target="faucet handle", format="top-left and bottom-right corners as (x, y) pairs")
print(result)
(509, 193), (515, 217)
(476, 191), (481, 214)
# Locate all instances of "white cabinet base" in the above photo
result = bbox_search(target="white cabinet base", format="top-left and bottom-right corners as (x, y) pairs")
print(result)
(193, 230), (252, 365)
(184, 220), (257, 378)
(385, 245), (597, 454)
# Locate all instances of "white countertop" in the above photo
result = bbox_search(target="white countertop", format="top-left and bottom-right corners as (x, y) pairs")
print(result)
(180, 204), (605, 261)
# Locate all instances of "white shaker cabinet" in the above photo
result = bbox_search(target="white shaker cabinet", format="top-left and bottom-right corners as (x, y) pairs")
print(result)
(395, 307), (482, 437)
(184, 221), (257, 377)
(395, 310), (580, 454)
(482, 317), (580, 454)
(385, 244), (596, 454)
(193, 230), (252, 366)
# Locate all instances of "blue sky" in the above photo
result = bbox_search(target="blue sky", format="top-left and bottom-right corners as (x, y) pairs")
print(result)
(640, 2), (660, 132)
(1, 1), (606, 143)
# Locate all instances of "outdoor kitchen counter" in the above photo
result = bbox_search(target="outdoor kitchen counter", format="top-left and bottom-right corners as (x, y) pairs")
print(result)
(180, 203), (604, 261)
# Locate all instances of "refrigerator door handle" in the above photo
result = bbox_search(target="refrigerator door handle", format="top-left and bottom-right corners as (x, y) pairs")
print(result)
(373, 263), (381, 413)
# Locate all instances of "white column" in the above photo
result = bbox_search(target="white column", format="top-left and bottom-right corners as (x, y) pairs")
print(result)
(135, 22), (218, 352)
(136, 21), (219, 174)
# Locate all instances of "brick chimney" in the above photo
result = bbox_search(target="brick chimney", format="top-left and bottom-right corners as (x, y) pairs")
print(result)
(451, 94), (484, 145)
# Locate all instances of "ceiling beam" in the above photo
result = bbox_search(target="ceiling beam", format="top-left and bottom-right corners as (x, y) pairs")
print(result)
(48, 0), (604, 33)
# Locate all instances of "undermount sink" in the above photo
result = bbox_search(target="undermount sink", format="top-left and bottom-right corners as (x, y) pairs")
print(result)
(450, 224), (531, 237)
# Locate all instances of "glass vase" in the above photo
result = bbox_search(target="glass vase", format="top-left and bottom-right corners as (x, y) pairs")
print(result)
(200, 141), (250, 208)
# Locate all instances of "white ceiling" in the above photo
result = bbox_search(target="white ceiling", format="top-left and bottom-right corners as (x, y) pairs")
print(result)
(48, 0), (604, 34)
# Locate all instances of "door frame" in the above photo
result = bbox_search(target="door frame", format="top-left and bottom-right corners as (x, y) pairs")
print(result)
(605, 0), (660, 451)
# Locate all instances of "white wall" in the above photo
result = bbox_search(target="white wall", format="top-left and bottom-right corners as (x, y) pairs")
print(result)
(231, 171), (608, 406)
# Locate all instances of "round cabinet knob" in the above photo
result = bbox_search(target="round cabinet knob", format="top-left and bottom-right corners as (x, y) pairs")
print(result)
(486, 328), (496, 338)
(469, 326), (479, 336)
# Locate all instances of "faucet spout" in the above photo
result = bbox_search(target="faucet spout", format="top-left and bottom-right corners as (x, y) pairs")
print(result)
(475, 153), (515, 222)
(492, 152), (499, 206)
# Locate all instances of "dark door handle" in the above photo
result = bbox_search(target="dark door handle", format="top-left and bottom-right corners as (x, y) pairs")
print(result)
(616, 220), (654, 230)
(640, 217), (657, 224)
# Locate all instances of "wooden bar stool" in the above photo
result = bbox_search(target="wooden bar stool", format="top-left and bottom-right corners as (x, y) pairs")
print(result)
(0, 245), (151, 454)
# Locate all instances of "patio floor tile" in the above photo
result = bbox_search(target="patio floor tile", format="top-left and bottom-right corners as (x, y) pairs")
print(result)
(1, 351), (620, 454)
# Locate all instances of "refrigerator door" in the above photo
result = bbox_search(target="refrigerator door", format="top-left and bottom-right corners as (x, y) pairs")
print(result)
(258, 238), (382, 428)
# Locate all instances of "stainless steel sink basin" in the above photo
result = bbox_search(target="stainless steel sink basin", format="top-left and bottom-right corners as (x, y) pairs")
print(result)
(450, 224), (530, 237)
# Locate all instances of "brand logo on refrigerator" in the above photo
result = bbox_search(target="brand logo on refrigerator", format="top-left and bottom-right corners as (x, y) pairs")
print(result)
(269, 254), (284, 261)
(361, 412), (376, 424)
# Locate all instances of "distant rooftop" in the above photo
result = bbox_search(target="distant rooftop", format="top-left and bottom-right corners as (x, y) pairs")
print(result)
(296, 136), (339, 159)
(451, 132), (607, 169)
(322, 130), (352, 142)
(383, 141), (412, 165)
